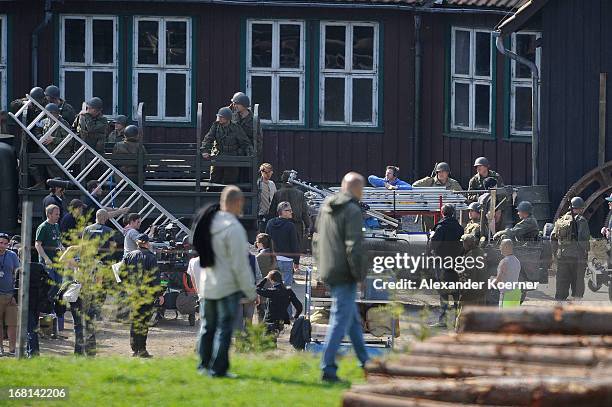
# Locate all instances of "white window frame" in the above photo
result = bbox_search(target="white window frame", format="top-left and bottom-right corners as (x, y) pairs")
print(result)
(319, 21), (379, 127)
(450, 27), (493, 133)
(246, 19), (305, 125)
(132, 16), (192, 122)
(59, 15), (119, 117)
(0, 15), (7, 111)
(510, 31), (541, 136)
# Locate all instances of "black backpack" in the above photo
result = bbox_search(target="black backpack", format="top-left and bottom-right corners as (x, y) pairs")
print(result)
(289, 316), (311, 350)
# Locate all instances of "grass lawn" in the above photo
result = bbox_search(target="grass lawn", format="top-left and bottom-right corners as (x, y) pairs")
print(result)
(0, 353), (364, 406)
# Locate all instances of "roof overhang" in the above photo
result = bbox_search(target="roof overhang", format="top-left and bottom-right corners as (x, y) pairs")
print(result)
(496, 0), (548, 37)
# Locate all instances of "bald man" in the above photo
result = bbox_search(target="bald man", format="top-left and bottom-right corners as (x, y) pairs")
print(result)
(314, 172), (369, 382)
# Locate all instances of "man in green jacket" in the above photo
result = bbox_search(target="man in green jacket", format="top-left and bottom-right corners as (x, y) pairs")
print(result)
(314, 172), (368, 383)
(493, 201), (540, 241)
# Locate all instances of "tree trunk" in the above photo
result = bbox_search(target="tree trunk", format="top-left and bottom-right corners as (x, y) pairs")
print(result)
(458, 305), (612, 335)
(342, 392), (490, 407)
(429, 333), (612, 348)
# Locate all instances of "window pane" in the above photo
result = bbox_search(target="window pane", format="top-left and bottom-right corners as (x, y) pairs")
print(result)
(166, 21), (187, 66)
(251, 23), (272, 68)
(515, 33), (537, 78)
(64, 19), (85, 63)
(352, 78), (373, 123)
(453, 82), (469, 127)
(93, 20), (114, 64)
(65, 71), (85, 110)
(251, 76), (271, 120)
(474, 84), (490, 130)
(279, 24), (301, 69)
(279, 76), (299, 121)
(324, 77), (345, 122)
(138, 20), (159, 65)
(475, 32), (491, 77)
(165, 73), (186, 117)
(514, 86), (532, 132)
(92, 72), (114, 115)
(324, 25), (346, 70)
(454, 30), (470, 75)
(138, 72), (158, 117)
(353, 26), (374, 70)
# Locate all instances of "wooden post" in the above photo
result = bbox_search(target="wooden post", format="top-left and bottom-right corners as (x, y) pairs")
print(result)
(489, 188), (497, 236)
(599, 73), (607, 167)
(252, 104), (260, 222)
(16, 201), (32, 358)
(195, 102), (203, 209)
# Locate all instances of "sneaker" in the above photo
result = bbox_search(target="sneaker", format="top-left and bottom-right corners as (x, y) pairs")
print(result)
(321, 373), (341, 383)
(137, 350), (152, 358)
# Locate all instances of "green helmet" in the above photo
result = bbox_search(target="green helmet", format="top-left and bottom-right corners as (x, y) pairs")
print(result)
(124, 125), (139, 139)
(467, 202), (481, 212)
(473, 156), (490, 167)
(115, 115), (128, 126)
(45, 103), (60, 114)
(86, 97), (103, 110)
(516, 201), (533, 214)
(30, 87), (45, 102)
(435, 162), (450, 173)
(232, 94), (250, 108)
(216, 107), (233, 120)
(570, 197), (585, 209)
(44, 85), (61, 99)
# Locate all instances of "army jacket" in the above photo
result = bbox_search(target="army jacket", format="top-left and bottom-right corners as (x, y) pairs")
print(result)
(74, 112), (109, 153)
(551, 211), (590, 258)
(496, 215), (540, 241)
(41, 116), (71, 150)
(200, 121), (251, 156)
(412, 175), (462, 191)
(468, 170), (505, 201)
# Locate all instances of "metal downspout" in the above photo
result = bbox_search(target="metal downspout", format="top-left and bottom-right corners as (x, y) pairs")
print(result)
(494, 31), (540, 185)
(414, 14), (422, 180)
(32, 0), (53, 86)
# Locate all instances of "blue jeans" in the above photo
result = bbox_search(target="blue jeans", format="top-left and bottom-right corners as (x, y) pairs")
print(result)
(277, 260), (294, 317)
(321, 283), (369, 377)
(197, 292), (241, 376)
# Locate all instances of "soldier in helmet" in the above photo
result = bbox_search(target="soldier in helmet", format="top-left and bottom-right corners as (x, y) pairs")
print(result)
(40, 103), (72, 178)
(464, 202), (484, 241)
(108, 115), (128, 144)
(113, 125), (147, 181)
(551, 197), (590, 301)
(229, 92), (256, 155)
(493, 201), (540, 241)
(10, 87), (47, 188)
(467, 157), (505, 202)
(73, 97), (109, 153)
(200, 107), (252, 185)
(45, 85), (76, 125)
(413, 162), (462, 190)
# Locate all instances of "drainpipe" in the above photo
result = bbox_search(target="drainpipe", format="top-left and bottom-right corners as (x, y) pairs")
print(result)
(413, 14), (422, 180)
(494, 31), (540, 185)
(32, 0), (54, 86)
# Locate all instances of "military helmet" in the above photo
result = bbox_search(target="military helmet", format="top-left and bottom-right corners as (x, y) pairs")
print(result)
(435, 162), (451, 173)
(124, 125), (139, 139)
(115, 115), (128, 126)
(483, 177), (497, 189)
(473, 156), (490, 167)
(44, 85), (61, 99)
(231, 91), (246, 102)
(30, 87), (45, 101)
(232, 94), (250, 108)
(570, 196), (585, 209)
(516, 201), (533, 214)
(467, 202), (481, 212)
(216, 107), (233, 120)
(86, 97), (103, 110)
(45, 103), (60, 114)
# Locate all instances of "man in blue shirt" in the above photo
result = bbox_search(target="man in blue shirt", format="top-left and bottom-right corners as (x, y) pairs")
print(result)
(0, 232), (20, 356)
(367, 166), (412, 190)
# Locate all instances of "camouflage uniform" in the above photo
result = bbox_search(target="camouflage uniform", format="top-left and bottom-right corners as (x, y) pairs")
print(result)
(200, 121), (251, 184)
(113, 135), (147, 181)
(551, 211), (590, 300)
(464, 219), (482, 240)
(57, 100), (77, 126)
(108, 128), (125, 145)
(73, 112), (108, 153)
(41, 116), (71, 178)
(412, 175), (462, 231)
(10, 97), (45, 185)
(494, 215), (539, 241)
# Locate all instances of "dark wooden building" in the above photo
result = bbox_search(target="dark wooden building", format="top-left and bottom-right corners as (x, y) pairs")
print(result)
(1, 0), (547, 203)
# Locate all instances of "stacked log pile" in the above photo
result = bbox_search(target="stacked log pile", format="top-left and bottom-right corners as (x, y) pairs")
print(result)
(343, 306), (612, 407)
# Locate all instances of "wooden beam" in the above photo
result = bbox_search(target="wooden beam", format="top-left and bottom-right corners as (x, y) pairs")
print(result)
(600, 73), (607, 166)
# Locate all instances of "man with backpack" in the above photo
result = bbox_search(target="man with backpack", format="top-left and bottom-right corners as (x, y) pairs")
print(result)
(551, 197), (590, 301)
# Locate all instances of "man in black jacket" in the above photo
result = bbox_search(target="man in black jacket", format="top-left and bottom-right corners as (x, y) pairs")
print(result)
(256, 270), (302, 335)
(429, 204), (464, 326)
(123, 234), (162, 358)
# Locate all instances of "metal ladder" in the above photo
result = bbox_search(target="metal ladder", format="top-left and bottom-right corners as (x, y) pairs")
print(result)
(9, 94), (190, 238)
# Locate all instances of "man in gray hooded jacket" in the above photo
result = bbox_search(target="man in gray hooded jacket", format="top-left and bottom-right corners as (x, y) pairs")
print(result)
(314, 172), (369, 382)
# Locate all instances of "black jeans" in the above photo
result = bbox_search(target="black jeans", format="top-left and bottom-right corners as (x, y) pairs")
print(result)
(70, 298), (97, 356)
(26, 302), (40, 357)
(130, 303), (154, 353)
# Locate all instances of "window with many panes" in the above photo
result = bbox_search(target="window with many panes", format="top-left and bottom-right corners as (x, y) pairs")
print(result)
(450, 27), (492, 133)
(246, 20), (305, 124)
(60, 15), (118, 117)
(320, 22), (379, 127)
(511, 31), (540, 136)
(0, 15), (7, 111)
(133, 17), (191, 122)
